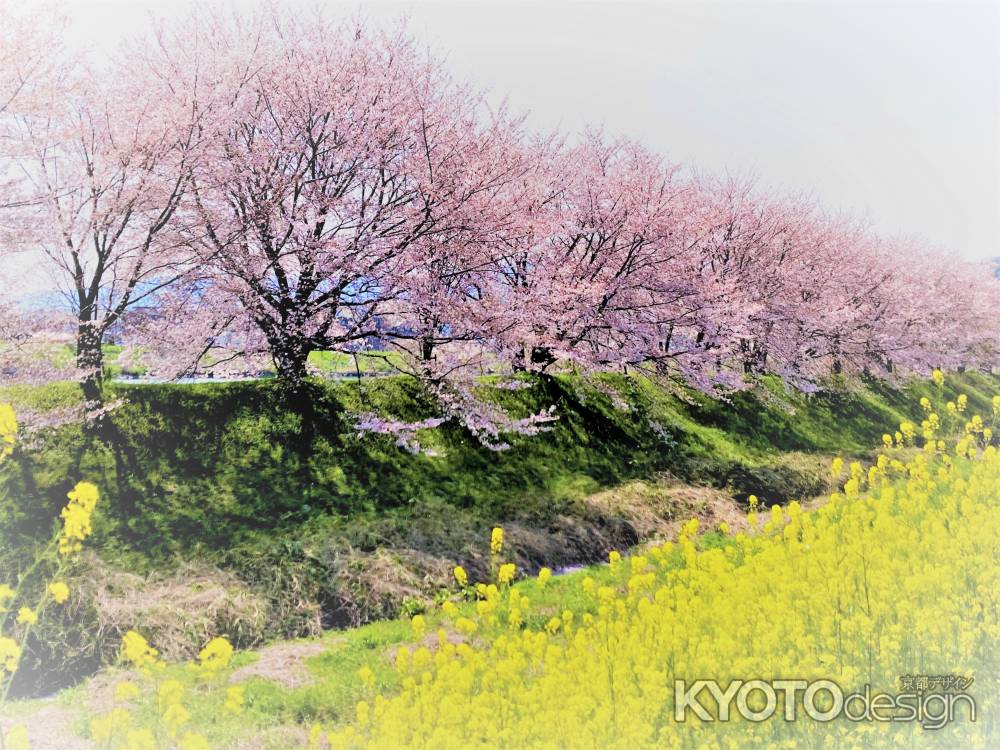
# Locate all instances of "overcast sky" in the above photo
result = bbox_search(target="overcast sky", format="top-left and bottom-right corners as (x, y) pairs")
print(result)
(3, 0), (999, 294)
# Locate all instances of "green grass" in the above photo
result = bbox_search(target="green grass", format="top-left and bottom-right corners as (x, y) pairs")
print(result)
(2, 370), (996, 574)
(0, 369), (997, 700)
(307, 350), (404, 375)
(15, 343), (401, 381)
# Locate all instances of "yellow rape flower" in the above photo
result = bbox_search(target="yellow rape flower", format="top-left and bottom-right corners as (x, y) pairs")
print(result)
(48, 581), (70, 604)
(490, 527), (504, 555)
(121, 630), (162, 671)
(115, 681), (141, 702)
(0, 584), (14, 612)
(59, 481), (100, 555)
(327, 392), (1000, 750)
(537, 567), (552, 587)
(2, 725), (28, 750)
(178, 731), (210, 750)
(498, 563), (516, 585)
(410, 614), (426, 639)
(0, 636), (21, 674)
(126, 729), (157, 750)
(161, 702), (191, 737)
(89, 708), (130, 744)
(0, 403), (16, 462)
(197, 636), (234, 676)
(357, 666), (375, 687)
(224, 685), (246, 716)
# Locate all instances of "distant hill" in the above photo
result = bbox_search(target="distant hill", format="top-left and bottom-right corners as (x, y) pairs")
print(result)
(12, 290), (70, 312)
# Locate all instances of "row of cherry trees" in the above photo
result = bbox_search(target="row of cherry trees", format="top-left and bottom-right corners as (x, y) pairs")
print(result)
(2, 5), (998, 437)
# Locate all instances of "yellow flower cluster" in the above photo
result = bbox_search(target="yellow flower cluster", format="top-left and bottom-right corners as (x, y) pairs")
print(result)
(90, 632), (237, 748)
(0, 404), (75, 728)
(0, 404), (79, 744)
(3, 724), (28, 750)
(410, 614), (427, 639)
(497, 563), (517, 585)
(196, 636), (234, 678)
(325, 394), (1000, 750)
(0, 403), (15, 462)
(490, 527), (504, 555)
(58, 481), (100, 555)
(223, 685), (246, 716)
(0, 636), (20, 675)
(536, 567), (552, 587)
(159, 679), (191, 737)
(120, 630), (164, 674)
(47, 581), (70, 604)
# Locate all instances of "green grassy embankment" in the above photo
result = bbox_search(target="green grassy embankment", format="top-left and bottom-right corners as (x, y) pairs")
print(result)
(0, 369), (997, 699)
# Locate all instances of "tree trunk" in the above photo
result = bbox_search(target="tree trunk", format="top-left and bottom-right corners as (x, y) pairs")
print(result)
(514, 343), (556, 371)
(77, 323), (104, 404)
(272, 337), (312, 397)
(270, 336), (319, 444)
(420, 336), (435, 362)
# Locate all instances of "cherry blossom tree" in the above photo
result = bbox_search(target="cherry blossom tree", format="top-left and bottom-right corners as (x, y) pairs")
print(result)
(687, 175), (1000, 385)
(7, 49), (206, 402)
(0, 2), (67, 250)
(144, 10), (533, 401)
(860, 239), (1000, 375)
(2, 1), (994, 446)
(480, 133), (718, 387)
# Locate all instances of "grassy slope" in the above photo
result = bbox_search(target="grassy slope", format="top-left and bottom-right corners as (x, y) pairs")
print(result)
(17, 529), (736, 750)
(0, 370), (997, 701)
(8, 371), (995, 552)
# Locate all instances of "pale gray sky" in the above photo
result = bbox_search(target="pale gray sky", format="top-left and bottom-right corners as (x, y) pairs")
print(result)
(3, 0), (998, 295)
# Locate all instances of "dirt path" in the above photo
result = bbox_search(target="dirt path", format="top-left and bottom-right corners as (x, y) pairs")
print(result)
(228, 639), (329, 689)
(1, 704), (92, 750)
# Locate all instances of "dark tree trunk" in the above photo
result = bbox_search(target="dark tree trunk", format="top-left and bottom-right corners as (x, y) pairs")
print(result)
(271, 336), (313, 397)
(270, 335), (320, 445)
(420, 336), (435, 362)
(77, 323), (105, 404)
(740, 339), (766, 375)
(513, 343), (556, 371)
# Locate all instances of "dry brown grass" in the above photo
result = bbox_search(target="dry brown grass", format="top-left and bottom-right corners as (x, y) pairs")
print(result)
(84, 559), (274, 661)
(583, 472), (744, 539)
